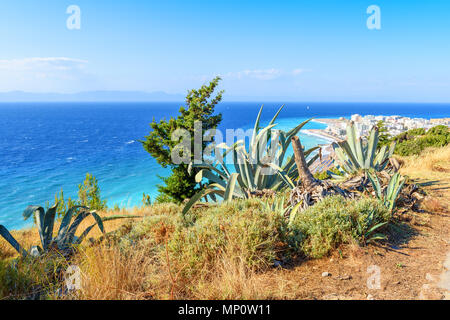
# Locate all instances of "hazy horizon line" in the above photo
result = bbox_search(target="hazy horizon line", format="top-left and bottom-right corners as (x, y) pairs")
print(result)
(0, 90), (449, 104)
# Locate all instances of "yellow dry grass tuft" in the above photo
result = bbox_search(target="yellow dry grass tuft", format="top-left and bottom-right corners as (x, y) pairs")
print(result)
(399, 144), (450, 179)
(0, 207), (147, 261)
(74, 244), (158, 300)
(399, 144), (450, 212)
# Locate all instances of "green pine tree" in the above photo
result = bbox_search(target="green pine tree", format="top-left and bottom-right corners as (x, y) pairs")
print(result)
(140, 77), (223, 203)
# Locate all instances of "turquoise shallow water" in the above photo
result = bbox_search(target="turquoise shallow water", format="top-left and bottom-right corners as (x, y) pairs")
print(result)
(1, 101), (449, 230)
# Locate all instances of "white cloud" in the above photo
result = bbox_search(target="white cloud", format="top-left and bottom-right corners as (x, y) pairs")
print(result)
(224, 68), (282, 80)
(0, 57), (93, 93)
(291, 68), (304, 75)
(220, 68), (305, 81)
(0, 57), (88, 72)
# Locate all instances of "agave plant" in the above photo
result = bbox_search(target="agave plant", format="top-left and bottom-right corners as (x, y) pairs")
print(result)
(260, 196), (302, 227)
(332, 122), (396, 176)
(367, 171), (406, 212)
(183, 105), (321, 215)
(261, 196), (288, 217)
(0, 204), (137, 258)
(351, 209), (388, 245)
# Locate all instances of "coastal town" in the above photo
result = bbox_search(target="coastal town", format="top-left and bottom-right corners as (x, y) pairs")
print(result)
(307, 115), (450, 142)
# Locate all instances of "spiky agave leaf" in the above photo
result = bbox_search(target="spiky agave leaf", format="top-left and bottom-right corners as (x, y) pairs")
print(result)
(54, 206), (87, 244)
(0, 225), (28, 257)
(332, 124), (396, 175)
(23, 205), (46, 249)
(385, 172), (406, 212)
(75, 214), (142, 245)
(182, 188), (225, 216)
(42, 204), (58, 250)
(224, 173), (239, 201)
(365, 127), (379, 168)
(367, 171), (383, 199)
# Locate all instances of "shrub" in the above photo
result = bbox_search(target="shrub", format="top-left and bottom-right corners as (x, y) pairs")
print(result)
(0, 254), (68, 300)
(167, 200), (284, 278)
(77, 173), (107, 210)
(407, 128), (426, 136)
(313, 167), (343, 180)
(54, 189), (76, 218)
(118, 203), (182, 250)
(427, 125), (449, 136)
(395, 139), (423, 156)
(289, 196), (390, 258)
(392, 125), (449, 156)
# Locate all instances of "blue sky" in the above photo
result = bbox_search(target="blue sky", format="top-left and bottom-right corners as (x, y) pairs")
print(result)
(0, 0), (449, 102)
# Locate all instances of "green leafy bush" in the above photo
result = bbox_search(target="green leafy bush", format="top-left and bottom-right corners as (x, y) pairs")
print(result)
(392, 125), (449, 156)
(427, 125), (448, 136)
(167, 200), (284, 277)
(407, 128), (426, 136)
(313, 167), (343, 180)
(77, 173), (107, 210)
(289, 196), (390, 258)
(53, 189), (76, 218)
(0, 254), (68, 299)
(117, 203), (182, 249)
(115, 199), (285, 281)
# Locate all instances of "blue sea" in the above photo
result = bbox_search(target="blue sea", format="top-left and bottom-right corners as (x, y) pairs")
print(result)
(1, 102), (449, 230)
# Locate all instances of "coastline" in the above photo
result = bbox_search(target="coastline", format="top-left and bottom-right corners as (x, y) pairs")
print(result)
(305, 118), (345, 143)
(302, 128), (339, 143)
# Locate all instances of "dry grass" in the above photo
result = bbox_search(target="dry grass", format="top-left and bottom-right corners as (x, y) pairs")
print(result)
(74, 244), (158, 300)
(399, 144), (450, 180)
(191, 251), (280, 300)
(74, 239), (294, 300)
(66, 200), (286, 300)
(399, 144), (450, 212)
(0, 207), (150, 261)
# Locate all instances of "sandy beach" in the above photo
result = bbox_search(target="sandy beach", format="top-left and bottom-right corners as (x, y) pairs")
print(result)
(303, 118), (346, 143)
(302, 128), (340, 143)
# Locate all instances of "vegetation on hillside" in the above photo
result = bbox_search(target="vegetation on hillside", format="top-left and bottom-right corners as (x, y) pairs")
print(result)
(289, 196), (390, 258)
(53, 173), (107, 218)
(378, 123), (449, 156)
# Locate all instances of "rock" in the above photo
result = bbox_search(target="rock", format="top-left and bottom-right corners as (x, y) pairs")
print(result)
(273, 260), (282, 268)
(338, 275), (352, 280)
(367, 294), (374, 300)
(322, 272), (331, 277)
(426, 273), (435, 281)
(322, 293), (350, 300)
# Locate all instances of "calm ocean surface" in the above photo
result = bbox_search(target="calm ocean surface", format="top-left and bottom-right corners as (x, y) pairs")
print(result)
(1, 102), (449, 230)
